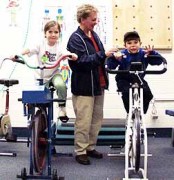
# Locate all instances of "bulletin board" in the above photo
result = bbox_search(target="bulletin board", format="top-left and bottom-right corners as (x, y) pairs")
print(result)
(112, 0), (172, 49)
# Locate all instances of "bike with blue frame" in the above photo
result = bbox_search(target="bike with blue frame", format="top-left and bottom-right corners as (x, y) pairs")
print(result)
(9, 54), (73, 180)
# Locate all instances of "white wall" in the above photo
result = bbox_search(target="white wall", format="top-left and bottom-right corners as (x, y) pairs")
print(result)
(0, 0), (174, 128)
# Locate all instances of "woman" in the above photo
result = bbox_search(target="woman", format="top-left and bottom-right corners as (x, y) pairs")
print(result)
(67, 4), (117, 165)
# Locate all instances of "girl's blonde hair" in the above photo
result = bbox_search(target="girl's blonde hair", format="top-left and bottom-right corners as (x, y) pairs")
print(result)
(44, 20), (61, 34)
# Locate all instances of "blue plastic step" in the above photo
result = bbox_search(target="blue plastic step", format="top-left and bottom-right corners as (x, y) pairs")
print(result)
(54, 134), (125, 146)
(54, 123), (125, 146)
(55, 134), (125, 140)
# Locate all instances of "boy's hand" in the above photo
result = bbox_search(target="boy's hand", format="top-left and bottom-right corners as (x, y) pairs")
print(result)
(144, 45), (154, 55)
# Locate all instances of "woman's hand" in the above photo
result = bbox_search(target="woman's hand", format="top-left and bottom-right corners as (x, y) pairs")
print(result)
(113, 51), (124, 61)
(105, 47), (119, 57)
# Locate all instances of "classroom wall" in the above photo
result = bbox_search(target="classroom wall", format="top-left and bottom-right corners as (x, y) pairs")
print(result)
(0, 0), (174, 128)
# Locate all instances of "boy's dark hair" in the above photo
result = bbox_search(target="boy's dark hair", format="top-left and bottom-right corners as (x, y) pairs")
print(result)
(124, 31), (140, 43)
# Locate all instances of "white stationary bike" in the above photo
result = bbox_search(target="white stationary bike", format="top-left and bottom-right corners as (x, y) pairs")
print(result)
(106, 55), (167, 180)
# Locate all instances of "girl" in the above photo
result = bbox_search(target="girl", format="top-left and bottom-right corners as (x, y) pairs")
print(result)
(22, 20), (77, 122)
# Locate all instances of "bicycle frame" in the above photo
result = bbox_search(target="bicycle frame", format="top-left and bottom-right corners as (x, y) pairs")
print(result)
(0, 69), (19, 156)
(10, 54), (71, 179)
(0, 64), (19, 140)
(106, 55), (167, 180)
(125, 73), (148, 179)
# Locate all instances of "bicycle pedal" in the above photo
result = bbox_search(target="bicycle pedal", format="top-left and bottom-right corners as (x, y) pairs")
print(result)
(59, 116), (69, 123)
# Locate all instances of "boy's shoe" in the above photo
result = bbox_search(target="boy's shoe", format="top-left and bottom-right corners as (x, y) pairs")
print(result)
(58, 106), (69, 123)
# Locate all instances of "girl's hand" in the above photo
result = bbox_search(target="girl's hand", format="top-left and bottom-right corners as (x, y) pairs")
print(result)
(68, 53), (78, 61)
(21, 49), (30, 56)
(10, 55), (19, 61)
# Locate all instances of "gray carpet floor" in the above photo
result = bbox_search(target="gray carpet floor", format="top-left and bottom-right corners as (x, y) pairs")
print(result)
(0, 137), (174, 180)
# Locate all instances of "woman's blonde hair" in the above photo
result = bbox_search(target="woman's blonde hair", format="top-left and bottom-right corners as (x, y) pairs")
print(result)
(76, 4), (98, 23)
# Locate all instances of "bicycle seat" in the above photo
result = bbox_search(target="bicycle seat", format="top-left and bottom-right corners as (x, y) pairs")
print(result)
(0, 79), (19, 87)
(166, 110), (174, 116)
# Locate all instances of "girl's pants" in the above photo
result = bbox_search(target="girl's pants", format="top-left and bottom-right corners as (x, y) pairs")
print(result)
(46, 73), (67, 106)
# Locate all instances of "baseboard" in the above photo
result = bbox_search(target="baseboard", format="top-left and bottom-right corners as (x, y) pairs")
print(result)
(12, 127), (172, 138)
(147, 128), (172, 137)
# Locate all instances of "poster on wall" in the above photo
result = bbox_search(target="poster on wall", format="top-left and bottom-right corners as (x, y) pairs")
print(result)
(43, 0), (113, 47)
(0, 0), (113, 85)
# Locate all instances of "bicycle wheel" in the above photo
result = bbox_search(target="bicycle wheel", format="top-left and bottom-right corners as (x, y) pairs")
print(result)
(132, 109), (141, 172)
(0, 114), (12, 136)
(31, 108), (48, 174)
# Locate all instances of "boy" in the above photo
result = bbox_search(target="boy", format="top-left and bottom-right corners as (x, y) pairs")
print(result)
(107, 31), (164, 114)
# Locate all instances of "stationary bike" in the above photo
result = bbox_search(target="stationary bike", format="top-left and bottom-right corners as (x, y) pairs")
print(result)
(10, 54), (72, 179)
(106, 55), (167, 179)
(0, 59), (18, 157)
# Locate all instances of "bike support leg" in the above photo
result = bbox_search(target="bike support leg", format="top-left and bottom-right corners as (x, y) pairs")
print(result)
(0, 152), (16, 156)
(143, 127), (148, 179)
(125, 131), (129, 179)
(47, 103), (53, 176)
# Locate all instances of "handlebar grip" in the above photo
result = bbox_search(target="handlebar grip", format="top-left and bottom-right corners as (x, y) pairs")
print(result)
(68, 55), (72, 59)
(14, 55), (19, 59)
(15, 59), (25, 64)
(13, 55), (25, 64)
(106, 67), (129, 74)
(145, 67), (167, 75)
(147, 54), (167, 64)
(145, 55), (167, 74)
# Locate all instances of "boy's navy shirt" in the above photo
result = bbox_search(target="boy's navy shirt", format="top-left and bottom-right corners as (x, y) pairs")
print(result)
(107, 48), (163, 83)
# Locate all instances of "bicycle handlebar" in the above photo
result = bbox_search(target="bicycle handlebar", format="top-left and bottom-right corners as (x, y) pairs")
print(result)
(0, 56), (24, 69)
(144, 55), (167, 75)
(105, 55), (167, 75)
(13, 55), (25, 64)
(12, 54), (72, 69)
